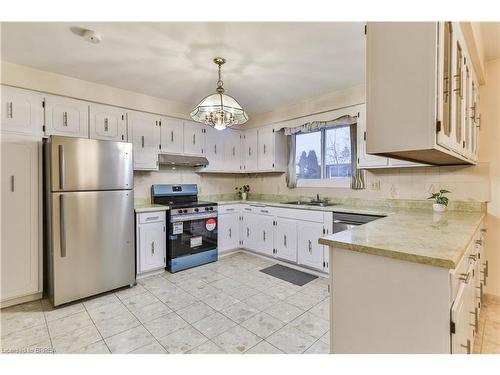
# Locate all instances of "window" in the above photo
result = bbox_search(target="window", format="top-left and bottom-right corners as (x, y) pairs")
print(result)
(295, 126), (352, 187)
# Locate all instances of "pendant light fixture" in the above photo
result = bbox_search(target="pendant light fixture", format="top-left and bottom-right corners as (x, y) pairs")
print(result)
(190, 57), (248, 131)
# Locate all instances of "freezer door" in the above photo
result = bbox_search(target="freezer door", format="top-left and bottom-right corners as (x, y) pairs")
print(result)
(51, 190), (135, 306)
(49, 136), (133, 191)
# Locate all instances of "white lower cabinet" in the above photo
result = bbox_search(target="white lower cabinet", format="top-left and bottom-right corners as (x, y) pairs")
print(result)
(218, 212), (241, 254)
(217, 204), (331, 273)
(274, 217), (297, 262)
(136, 211), (166, 275)
(1, 135), (42, 306)
(297, 222), (325, 270)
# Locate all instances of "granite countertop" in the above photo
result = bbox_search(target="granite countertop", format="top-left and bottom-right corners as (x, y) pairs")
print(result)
(134, 202), (170, 213)
(318, 210), (484, 269)
(214, 198), (484, 269)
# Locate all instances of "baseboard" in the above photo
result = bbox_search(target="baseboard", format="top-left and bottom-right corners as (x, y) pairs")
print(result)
(0, 292), (43, 309)
(235, 248), (328, 278)
(136, 268), (165, 280)
(484, 293), (500, 305)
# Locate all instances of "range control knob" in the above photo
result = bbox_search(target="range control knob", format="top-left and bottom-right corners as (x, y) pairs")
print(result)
(205, 207), (210, 211)
(194, 208), (199, 212)
(177, 210), (183, 214)
(183, 209), (188, 213)
(209, 207), (214, 211)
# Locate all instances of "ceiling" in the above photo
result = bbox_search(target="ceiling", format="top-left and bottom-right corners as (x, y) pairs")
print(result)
(0, 22), (366, 115)
(480, 22), (500, 61)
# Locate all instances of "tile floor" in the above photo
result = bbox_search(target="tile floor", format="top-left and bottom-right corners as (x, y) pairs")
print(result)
(1, 252), (330, 354)
(1, 251), (498, 354)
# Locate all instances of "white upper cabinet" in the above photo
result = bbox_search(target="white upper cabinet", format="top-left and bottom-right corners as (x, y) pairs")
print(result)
(366, 22), (479, 165)
(44, 95), (89, 138)
(223, 130), (242, 172)
(204, 125), (224, 170)
(160, 117), (184, 155)
(128, 110), (160, 171)
(242, 129), (258, 171)
(1, 137), (41, 303)
(257, 126), (275, 171)
(1, 85), (44, 136)
(183, 121), (206, 156)
(89, 103), (127, 142)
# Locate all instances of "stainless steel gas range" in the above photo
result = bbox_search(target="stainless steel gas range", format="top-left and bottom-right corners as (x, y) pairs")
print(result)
(151, 184), (218, 273)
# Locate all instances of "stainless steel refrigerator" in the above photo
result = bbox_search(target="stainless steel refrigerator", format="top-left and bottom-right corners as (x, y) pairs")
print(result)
(44, 136), (135, 306)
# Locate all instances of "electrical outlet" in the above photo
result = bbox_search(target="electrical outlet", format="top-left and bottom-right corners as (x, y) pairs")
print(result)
(370, 180), (381, 190)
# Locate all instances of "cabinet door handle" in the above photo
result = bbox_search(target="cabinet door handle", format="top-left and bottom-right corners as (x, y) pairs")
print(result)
(263, 230), (266, 242)
(141, 136), (145, 148)
(214, 144), (217, 154)
(146, 216), (159, 221)
(104, 118), (109, 132)
(308, 240), (312, 253)
(229, 228), (232, 238)
(470, 307), (478, 332)
(232, 146), (235, 156)
(58, 144), (65, 190)
(59, 194), (66, 258)
(226, 208), (235, 212)
(263, 144), (266, 154)
(260, 209), (269, 214)
(460, 339), (471, 354)
(171, 131), (174, 142)
(475, 239), (483, 246)
(10, 175), (15, 192)
(151, 241), (155, 255)
(7, 102), (13, 118)
(193, 134), (196, 145)
(247, 228), (250, 237)
(248, 147), (251, 156)
(284, 234), (287, 247)
(63, 111), (68, 127)
(459, 272), (471, 284)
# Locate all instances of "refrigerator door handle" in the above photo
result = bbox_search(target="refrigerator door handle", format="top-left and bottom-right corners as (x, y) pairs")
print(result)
(59, 194), (67, 258)
(58, 144), (65, 190)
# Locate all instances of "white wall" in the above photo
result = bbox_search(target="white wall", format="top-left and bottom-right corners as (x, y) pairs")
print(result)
(479, 58), (500, 297)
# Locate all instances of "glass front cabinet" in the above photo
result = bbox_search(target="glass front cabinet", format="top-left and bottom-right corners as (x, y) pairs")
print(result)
(437, 22), (480, 163)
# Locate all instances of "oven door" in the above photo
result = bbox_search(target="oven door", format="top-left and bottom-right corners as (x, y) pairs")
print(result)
(168, 214), (218, 259)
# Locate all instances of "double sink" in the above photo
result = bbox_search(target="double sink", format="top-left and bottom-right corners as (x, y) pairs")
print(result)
(284, 200), (338, 207)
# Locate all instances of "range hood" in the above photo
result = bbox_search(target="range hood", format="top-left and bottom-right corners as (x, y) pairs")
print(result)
(158, 154), (209, 167)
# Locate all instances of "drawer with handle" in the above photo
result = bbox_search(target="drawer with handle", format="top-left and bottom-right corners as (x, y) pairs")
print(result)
(138, 211), (165, 224)
(218, 204), (241, 215)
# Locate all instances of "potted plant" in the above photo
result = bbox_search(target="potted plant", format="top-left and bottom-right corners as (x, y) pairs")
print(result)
(235, 185), (250, 201)
(428, 189), (451, 212)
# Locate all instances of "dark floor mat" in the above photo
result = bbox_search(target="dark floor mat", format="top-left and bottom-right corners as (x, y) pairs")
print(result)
(260, 264), (318, 286)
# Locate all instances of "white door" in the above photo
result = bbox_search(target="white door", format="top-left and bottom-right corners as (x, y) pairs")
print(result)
(205, 126), (223, 170)
(1, 139), (40, 302)
(44, 95), (89, 138)
(258, 126), (275, 171)
(297, 222), (325, 270)
(356, 106), (389, 168)
(89, 103), (127, 142)
(274, 217), (297, 262)
(160, 117), (184, 154)
(259, 215), (274, 257)
(0, 85), (44, 136)
(241, 212), (258, 251)
(183, 121), (206, 156)
(128, 111), (160, 170)
(138, 222), (166, 273)
(223, 130), (242, 172)
(451, 265), (475, 354)
(218, 213), (240, 252)
(242, 129), (258, 171)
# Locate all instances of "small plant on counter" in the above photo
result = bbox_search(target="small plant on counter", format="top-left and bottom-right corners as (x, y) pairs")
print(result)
(235, 185), (250, 200)
(428, 189), (451, 212)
